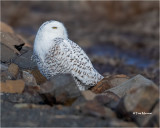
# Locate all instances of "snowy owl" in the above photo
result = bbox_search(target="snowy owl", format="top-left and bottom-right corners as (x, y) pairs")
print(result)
(33, 20), (104, 90)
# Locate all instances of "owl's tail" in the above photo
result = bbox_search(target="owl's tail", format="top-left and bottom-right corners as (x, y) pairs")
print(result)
(96, 72), (104, 84)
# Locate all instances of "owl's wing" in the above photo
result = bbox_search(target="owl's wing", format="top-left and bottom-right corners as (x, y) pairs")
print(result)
(60, 39), (102, 86)
(44, 38), (74, 76)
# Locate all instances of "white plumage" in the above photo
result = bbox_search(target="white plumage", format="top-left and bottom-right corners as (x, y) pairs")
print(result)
(33, 20), (103, 90)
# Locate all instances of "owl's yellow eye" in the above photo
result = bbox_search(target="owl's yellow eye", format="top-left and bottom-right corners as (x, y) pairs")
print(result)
(52, 27), (57, 29)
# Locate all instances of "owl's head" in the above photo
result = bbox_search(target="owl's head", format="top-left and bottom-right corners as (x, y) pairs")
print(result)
(34, 20), (68, 60)
(38, 20), (68, 39)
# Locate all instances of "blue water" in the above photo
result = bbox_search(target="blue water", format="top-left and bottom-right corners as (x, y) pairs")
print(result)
(86, 44), (155, 69)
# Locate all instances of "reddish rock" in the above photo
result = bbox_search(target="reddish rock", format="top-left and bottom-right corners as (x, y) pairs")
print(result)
(8, 63), (19, 79)
(0, 80), (25, 93)
(31, 69), (47, 85)
(91, 74), (129, 93)
(0, 21), (14, 33)
(81, 90), (96, 101)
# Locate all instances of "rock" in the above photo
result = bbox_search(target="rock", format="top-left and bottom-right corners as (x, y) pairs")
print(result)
(14, 103), (50, 109)
(13, 50), (37, 69)
(106, 119), (137, 127)
(17, 34), (32, 48)
(104, 107), (117, 118)
(0, 43), (18, 63)
(8, 63), (19, 79)
(81, 90), (96, 101)
(0, 21), (14, 33)
(142, 101), (159, 127)
(39, 74), (81, 105)
(124, 85), (158, 113)
(71, 96), (87, 108)
(0, 63), (8, 71)
(91, 74), (129, 93)
(106, 74), (157, 97)
(106, 74), (129, 87)
(71, 90), (96, 108)
(23, 86), (40, 95)
(31, 69), (47, 85)
(80, 100), (116, 118)
(72, 90), (96, 109)
(95, 91), (120, 110)
(55, 105), (63, 110)
(80, 100), (106, 118)
(22, 70), (37, 86)
(1, 91), (43, 104)
(1, 31), (25, 55)
(1, 70), (13, 82)
(116, 85), (159, 124)
(1, 63), (20, 81)
(0, 79), (25, 93)
(0, 30), (27, 63)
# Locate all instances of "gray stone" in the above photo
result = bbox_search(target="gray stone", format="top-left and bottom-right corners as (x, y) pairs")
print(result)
(106, 74), (157, 97)
(1, 31), (24, 53)
(79, 100), (116, 118)
(106, 119), (137, 127)
(123, 85), (158, 113)
(13, 50), (37, 69)
(1, 70), (13, 82)
(22, 70), (37, 86)
(0, 43), (18, 63)
(142, 101), (159, 127)
(95, 91), (120, 110)
(1, 92), (43, 104)
(0, 31), (27, 63)
(116, 85), (159, 126)
(0, 63), (8, 71)
(71, 96), (86, 108)
(80, 100), (107, 118)
(40, 74), (81, 105)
